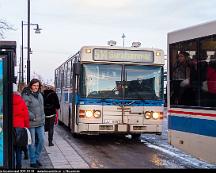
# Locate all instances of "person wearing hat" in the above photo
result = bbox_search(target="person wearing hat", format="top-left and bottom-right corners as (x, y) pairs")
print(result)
(172, 51), (190, 104)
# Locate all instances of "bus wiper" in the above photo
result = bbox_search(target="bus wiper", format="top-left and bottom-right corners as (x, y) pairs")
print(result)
(124, 101), (136, 106)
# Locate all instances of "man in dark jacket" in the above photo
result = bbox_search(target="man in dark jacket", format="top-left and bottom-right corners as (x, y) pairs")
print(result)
(43, 85), (60, 146)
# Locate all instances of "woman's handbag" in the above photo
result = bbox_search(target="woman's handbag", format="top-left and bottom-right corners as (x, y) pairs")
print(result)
(26, 128), (32, 145)
(13, 128), (28, 147)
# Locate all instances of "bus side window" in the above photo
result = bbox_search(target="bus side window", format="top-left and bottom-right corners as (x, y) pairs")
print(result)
(171, 51), (190, 105)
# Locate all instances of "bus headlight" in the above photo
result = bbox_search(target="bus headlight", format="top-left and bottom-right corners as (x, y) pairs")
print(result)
(93, 110), (101, 118)
(85, 110), (93, 118)
(152, 112), (160, 120)
(156, 51), (161, 56)
(144, 111), (152, 119)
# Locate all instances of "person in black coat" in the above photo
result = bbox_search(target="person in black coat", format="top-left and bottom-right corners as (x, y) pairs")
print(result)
(43, 85), (60, 146)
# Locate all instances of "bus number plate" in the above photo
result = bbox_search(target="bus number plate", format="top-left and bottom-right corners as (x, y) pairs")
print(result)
(104, 120), (120, 124)
(104, 120), (113, 124)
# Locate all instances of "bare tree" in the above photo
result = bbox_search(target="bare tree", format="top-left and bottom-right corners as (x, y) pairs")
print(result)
(0, 19), (15, 38)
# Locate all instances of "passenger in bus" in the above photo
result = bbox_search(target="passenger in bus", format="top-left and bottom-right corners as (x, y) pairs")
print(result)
(172, 51), (190, 104)
(22, 79), (45, 168)
(43, 85), (60, 147)
(183, 54), (199, 105)
(205, 53), (216, 107)
(199, 50), (209, 106)
(200, 50), (208, 85)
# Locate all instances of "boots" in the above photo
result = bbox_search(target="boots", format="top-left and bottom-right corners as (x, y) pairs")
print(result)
(16, 164), (22, 169)
(24, 150), (29, 160)
(49, 141), (54, 146)
(22, 146), (29, 160)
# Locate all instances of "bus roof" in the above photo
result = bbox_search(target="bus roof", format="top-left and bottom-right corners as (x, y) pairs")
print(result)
(168, 20), (216, 44)
(80, 45), (163, 52)
(55, 45), (164, 71)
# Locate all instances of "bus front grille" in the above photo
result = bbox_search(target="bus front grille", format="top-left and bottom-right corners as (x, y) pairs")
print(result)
(99, 125), (113, 130)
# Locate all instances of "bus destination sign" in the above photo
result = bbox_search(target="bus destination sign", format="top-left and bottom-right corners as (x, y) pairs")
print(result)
(93, 48), (154, 63)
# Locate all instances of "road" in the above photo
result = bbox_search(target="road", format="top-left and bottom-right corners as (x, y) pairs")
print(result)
(55, 116), (216, 169)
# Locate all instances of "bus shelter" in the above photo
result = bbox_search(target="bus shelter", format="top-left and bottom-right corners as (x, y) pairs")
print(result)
(0, 41), (16, 169)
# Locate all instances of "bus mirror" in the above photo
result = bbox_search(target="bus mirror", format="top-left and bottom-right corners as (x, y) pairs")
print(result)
(74, 63), (80, 75)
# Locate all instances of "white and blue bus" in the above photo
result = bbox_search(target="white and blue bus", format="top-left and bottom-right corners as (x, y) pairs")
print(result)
(55, 45), (165, 137)
(167, 20), (216, 163)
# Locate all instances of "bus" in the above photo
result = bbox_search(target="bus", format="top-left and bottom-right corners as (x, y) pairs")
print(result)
(167, 20), (216, 163)
(55, 44), (165, 138)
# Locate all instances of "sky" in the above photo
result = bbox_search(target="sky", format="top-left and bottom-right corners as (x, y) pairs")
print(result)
(0, 0), (216, 84)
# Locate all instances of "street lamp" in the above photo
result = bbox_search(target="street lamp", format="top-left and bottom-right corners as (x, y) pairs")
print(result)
(26, 0), (42, 84)
(122, 33), (126, 47)
(21, 20), (42, 83)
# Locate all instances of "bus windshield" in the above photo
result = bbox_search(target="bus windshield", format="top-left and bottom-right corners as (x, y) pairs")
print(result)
(125, 65), (163, 100)
(80, 64), (163, 100)
(80, 64), (122, 99)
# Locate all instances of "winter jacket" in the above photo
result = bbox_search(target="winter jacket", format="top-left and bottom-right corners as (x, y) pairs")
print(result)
(43, 89), (60, 116)
(22, 88), (45, 128)
(173, 61), (190, 80)
(207, 66), (216, 94)
(13, 92), (30, 128)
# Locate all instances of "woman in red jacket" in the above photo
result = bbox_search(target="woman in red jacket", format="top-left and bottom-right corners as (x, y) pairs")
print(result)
(13, 84), (30, 169)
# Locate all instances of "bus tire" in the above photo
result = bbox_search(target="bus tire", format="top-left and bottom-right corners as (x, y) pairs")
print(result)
(58, 120), (63, 126)
(72, 133), (80, 138)
(131, 134), (140, 140)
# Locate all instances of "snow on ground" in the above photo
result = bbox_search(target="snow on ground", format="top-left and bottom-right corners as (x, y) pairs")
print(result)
(141, 132), (216, 169)
(139, 113), (216, 168)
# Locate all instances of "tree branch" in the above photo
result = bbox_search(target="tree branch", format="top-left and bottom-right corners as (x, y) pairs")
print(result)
(0, 19), (15, 38)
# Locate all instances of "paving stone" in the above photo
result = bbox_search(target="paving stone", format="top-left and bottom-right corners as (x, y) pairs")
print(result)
(21, 128), (89, 169)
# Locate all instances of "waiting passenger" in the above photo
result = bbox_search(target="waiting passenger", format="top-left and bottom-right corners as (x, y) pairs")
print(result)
(22, 79), (45, 168)
(43, 85), (60, 147)
(13, 83), (30, 169)
(18, 82), (29, 160)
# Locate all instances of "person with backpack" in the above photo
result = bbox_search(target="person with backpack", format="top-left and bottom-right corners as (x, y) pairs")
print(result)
(43, 85), (60, 146)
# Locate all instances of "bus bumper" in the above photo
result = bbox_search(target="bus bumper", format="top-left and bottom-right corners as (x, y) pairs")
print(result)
(77, 123), (162, 134)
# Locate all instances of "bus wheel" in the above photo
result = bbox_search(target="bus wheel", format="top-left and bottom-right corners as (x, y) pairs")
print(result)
(131, 134), (140, 140)
(72, 133), (80, 138)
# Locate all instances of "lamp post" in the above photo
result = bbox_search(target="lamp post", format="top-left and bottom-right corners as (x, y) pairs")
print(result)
(21, 21), (24, 83)
(27, 0), (30, 84)
(21, 20), (41, 83)
(122, 33), (126, 47)
(26, 0), (42, 84)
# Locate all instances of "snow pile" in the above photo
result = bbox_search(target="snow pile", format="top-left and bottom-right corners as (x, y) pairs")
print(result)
(141, 135), (216, 168)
